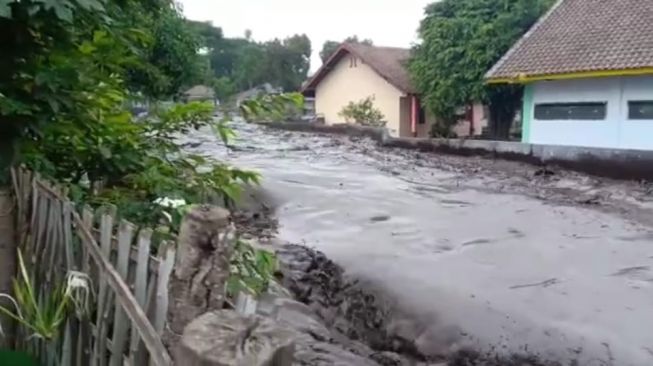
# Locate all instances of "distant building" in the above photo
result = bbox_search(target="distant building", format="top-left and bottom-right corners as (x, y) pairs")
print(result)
(487, 0), (653, 150)
(301, 43), (487, 138)
(235, 83), (282, 106)
(182, 85), (217, 105)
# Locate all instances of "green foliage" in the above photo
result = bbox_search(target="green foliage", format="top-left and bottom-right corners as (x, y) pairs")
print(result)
(260, 35), (312, 92)
(213, 76), (237, 101)
(21, 99), (260, 228)
(320, 36), (373, 63)
(241, 92), (304, 123)
(187, 20), (224, 50)
(410, 0), (554, 138)
(1, 0), (294, 229)
(0, 350), (38, 366)
(0, 251), (90, 342)
(228, 240), (278, 297)
(338, 96), (386, 127)
(129, 3), (206, 98)
(0, 0), (105, 22)
(0, 0), (209, 185)
(190, 21), (312, 92)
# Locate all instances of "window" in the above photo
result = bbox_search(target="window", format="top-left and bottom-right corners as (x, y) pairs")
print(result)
(349, 56), (358, 68)
(534, 102), (607, 120)
(628, 101), (653, 120)
(418, 107), (426, 124)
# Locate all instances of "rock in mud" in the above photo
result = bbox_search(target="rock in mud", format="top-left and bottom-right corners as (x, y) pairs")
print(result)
(275, 244), (427, 365)
(176, 310), (297, 366)
(256, 291), (385, 365)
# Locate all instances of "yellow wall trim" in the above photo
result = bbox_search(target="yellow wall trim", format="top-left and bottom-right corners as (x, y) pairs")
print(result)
(487, 67), (653, 84)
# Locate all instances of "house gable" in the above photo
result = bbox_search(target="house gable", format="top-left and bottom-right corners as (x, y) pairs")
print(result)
(303, 43), (414, 94)
(313, 50), (405, 135)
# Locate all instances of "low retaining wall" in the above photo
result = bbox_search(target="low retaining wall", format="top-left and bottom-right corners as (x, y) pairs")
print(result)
(264, 122), (653, 180)
(264, 121), (389, 143)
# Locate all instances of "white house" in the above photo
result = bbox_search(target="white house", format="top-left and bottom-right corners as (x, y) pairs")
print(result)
(486, 0), (653, 150)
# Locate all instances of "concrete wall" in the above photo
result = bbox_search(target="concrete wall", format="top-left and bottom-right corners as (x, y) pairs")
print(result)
(385, 137), (653, 180)
(526, 76), (653, 150)
(264, 121), (653, 180)
(315, 53), (404, 137)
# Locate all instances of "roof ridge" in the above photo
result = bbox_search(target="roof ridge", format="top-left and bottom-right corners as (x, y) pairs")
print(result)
(302, 42), (414, 94)
(485, 0), (566, 79)
(348, 43), (410, 52)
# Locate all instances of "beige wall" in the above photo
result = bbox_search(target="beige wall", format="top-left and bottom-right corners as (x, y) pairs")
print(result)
(315, 53), (404, 136)
(399, 97), (411, 137)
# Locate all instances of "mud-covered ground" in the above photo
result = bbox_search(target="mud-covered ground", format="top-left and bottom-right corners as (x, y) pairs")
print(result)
(181, 122), (653, 366)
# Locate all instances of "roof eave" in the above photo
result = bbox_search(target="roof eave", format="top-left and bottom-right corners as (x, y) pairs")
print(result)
(300, 43), (413, 94)
(485, 0), (566, 80)
(487, 67), (653, 85)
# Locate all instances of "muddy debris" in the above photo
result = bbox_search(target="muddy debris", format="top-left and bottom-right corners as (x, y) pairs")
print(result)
(447, 350), (562, 366)
(276, 244), (422, 365)
(275, 243), (567, 366)
(181, 125), (645, 365)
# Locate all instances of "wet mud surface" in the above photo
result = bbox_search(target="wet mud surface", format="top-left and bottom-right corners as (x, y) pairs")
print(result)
(181, 122), (653, 366)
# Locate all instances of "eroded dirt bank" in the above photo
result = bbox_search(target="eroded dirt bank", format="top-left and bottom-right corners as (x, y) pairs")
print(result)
(276, 243), (567, 366)
(182, 122), (653, 366)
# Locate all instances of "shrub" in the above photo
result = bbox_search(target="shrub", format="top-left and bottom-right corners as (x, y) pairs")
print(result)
(338, 96), (386, 127)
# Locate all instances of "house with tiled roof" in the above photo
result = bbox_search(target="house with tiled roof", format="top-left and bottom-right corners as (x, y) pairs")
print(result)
(487, 0), (653, 150)
(302, 43), (487, 138)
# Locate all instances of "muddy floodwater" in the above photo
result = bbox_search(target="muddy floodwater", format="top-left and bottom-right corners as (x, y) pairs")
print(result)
(183, 121), (653, 366)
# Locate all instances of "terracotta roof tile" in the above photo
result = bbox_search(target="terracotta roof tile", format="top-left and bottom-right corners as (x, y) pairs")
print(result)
(487, 0), (653, 80)
(302, 43), (414, 93)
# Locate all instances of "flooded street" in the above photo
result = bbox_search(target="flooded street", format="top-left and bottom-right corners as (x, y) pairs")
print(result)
(184, 122), (653, 365)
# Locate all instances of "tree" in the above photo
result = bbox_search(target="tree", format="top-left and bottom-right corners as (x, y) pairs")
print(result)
(143, 4), (206, 96)
(319, 41), (340, 63)
(234, 34), (311, 92)
(320, 36), (373, 63)
(233, 43), (266, 89)
(410, 0), (554, 139)
(188, 20), (224, 47)
(190, 21), (312, 92)
(276, 34), (311, 91)
(213, 76), (236, 101)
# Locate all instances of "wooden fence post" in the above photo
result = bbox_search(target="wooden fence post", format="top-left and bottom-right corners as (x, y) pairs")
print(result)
(0, 187), (16, 348)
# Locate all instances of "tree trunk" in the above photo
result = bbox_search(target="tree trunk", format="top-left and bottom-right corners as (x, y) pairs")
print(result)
(487, 87), (522, 140)
(165, 205), (236, 349)
(488, 104), (515, 140)
(0, 187), (16, 348)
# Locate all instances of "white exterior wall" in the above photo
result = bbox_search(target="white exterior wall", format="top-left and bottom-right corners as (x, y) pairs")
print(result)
(315, 54), (405, 136)
(529, 76), (653, 150)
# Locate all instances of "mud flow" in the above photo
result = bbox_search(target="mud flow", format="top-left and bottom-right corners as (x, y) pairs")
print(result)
(180, 121), (653, 366)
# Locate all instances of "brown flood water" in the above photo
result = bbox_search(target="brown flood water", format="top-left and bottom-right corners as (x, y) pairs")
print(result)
(183, 121), (653, 366)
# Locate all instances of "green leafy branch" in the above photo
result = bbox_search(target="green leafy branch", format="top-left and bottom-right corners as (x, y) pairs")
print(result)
(227, 240), (278, 297)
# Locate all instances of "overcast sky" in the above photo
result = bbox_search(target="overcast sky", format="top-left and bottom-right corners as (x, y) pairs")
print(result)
(178, 0), (432, 72)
